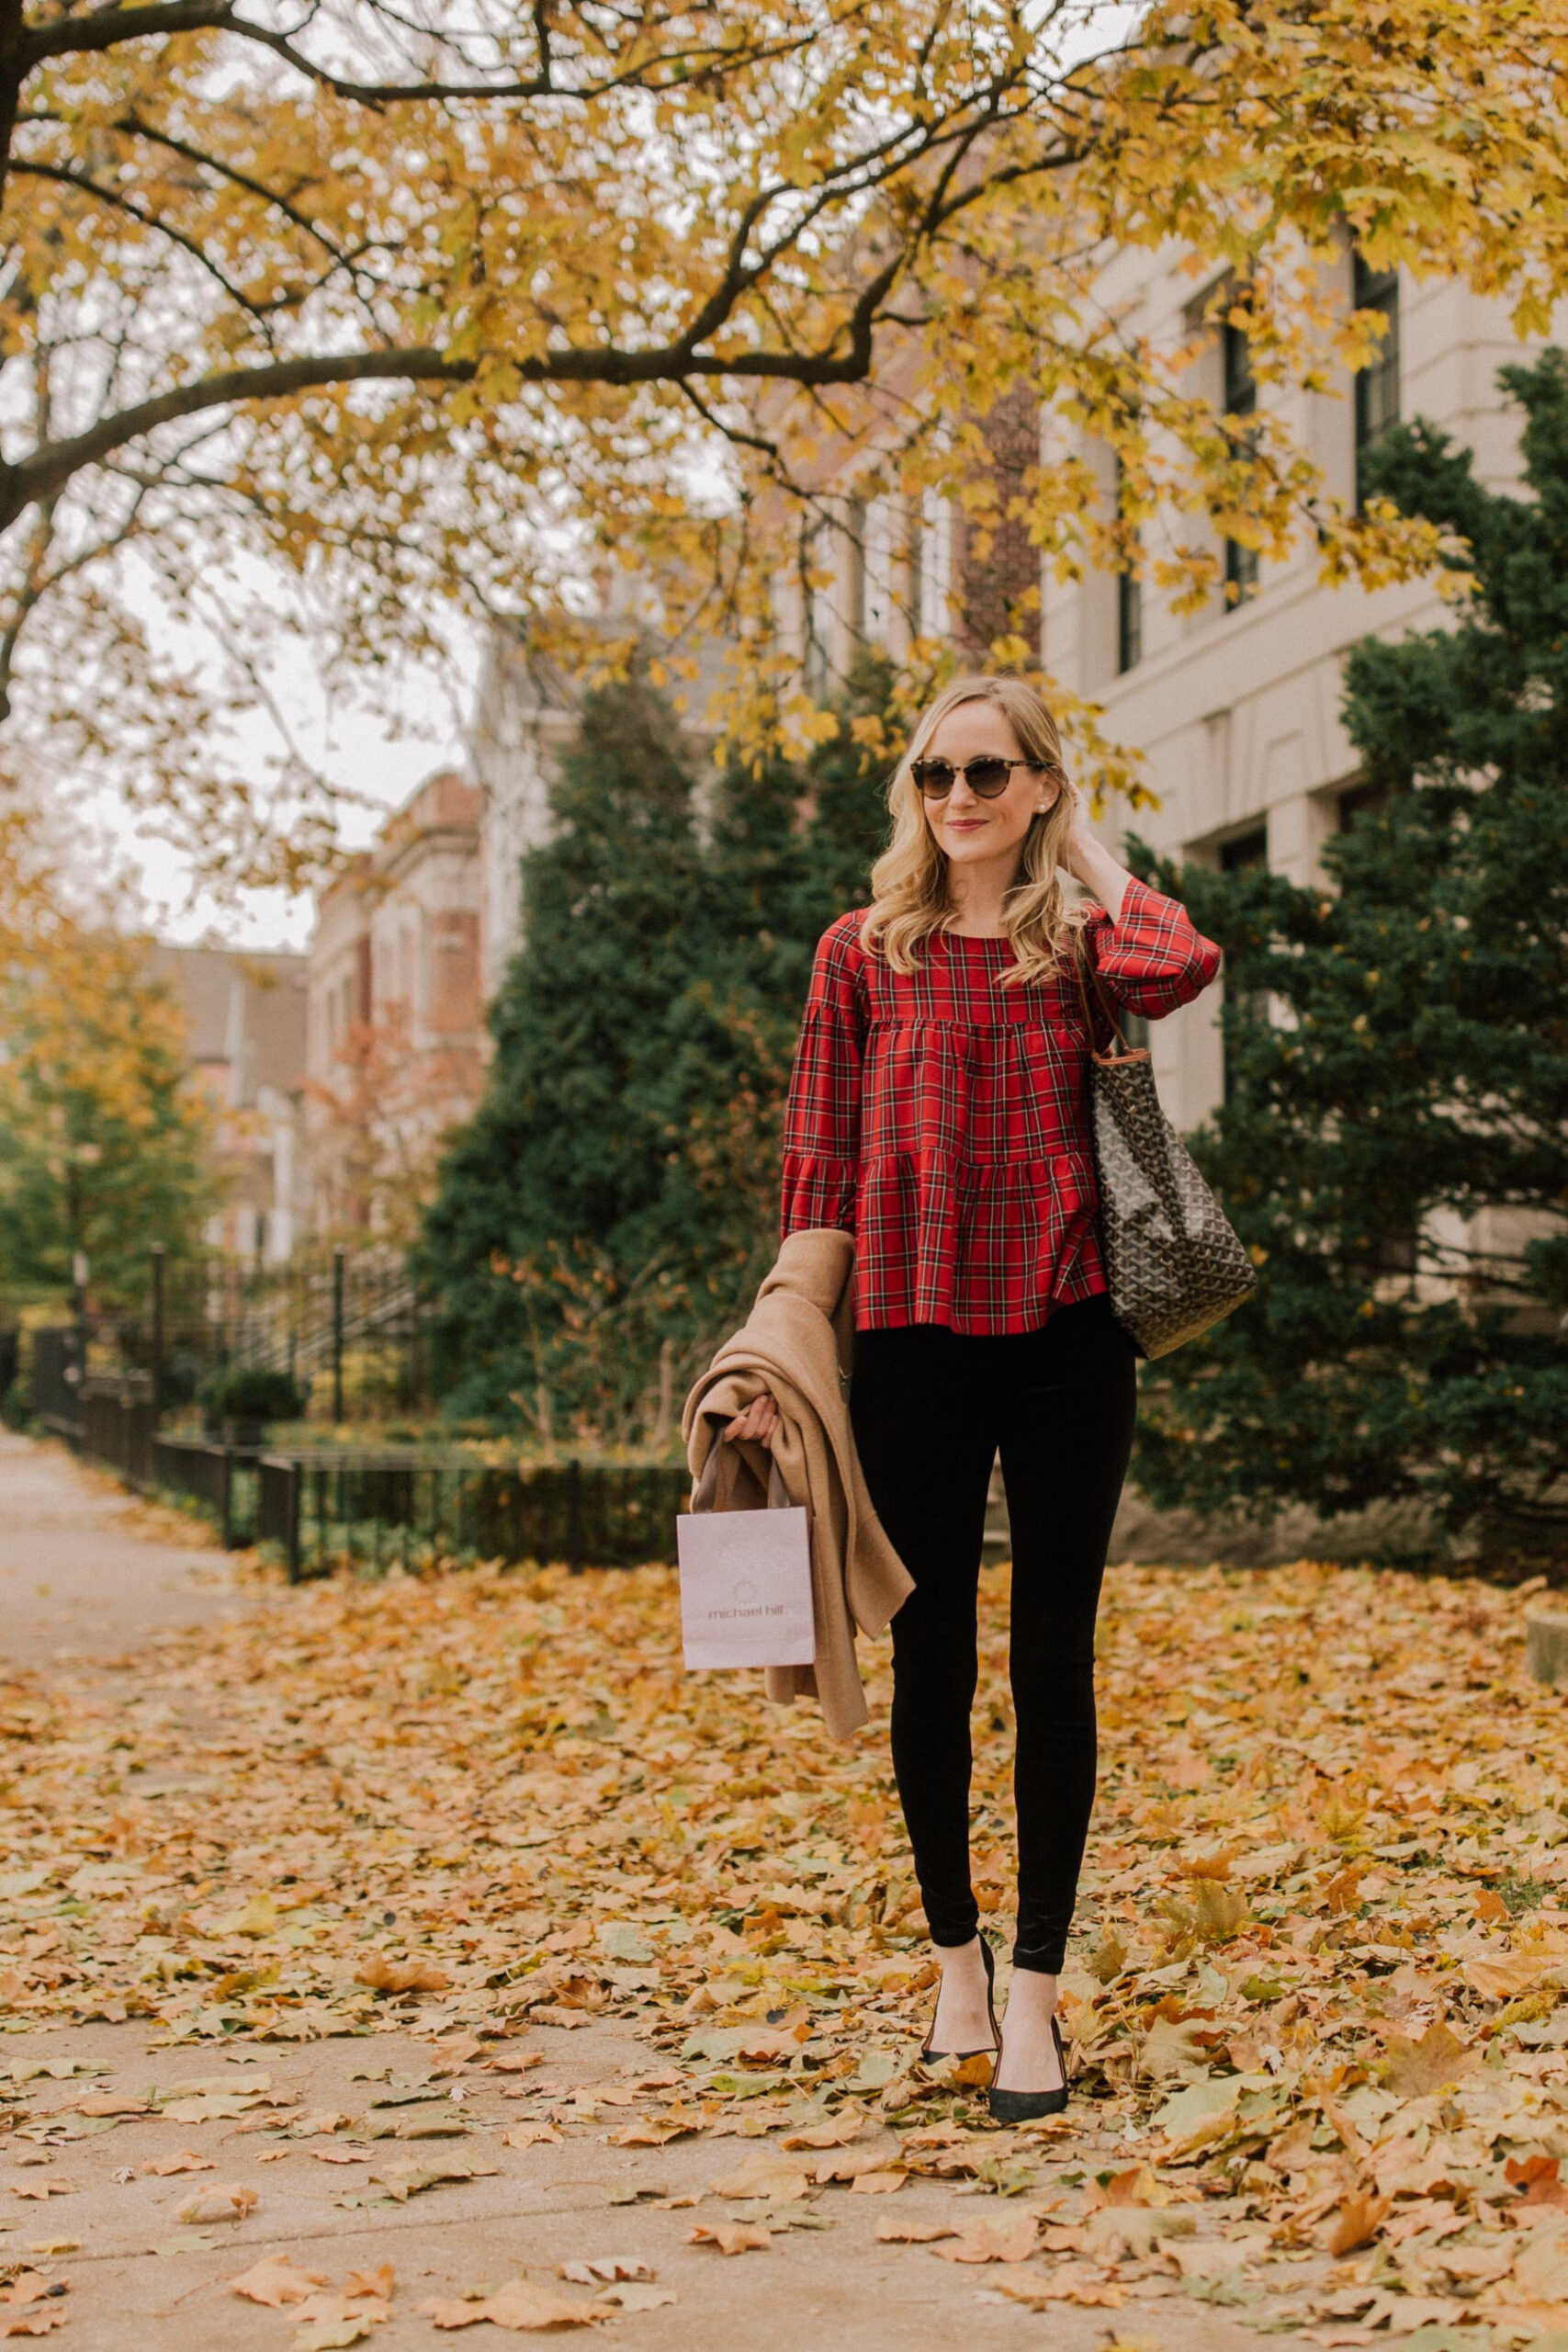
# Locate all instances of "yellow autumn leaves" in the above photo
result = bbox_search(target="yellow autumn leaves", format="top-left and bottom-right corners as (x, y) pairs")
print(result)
(6, 1548), (1568, 2335)
(8, 4), (1568, 871)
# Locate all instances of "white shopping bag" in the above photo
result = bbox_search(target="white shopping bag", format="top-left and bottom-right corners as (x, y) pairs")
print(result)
(678, 1445), (815, 1671)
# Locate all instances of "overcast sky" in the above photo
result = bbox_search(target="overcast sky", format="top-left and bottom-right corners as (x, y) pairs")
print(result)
(83, 1), (1143, 961)
(97, 606), (479, 956)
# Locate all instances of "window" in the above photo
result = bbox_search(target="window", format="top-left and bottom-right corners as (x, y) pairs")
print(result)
(803, 524), (829, 698)
(846, 495), (867, 642)
(1116, 569), (1143, 674)
(905, 500), (924, 642)
(1223, 322), (1259, 605)
(1219, 826), (1267, 875)
(1219, 827), (1268, 1102)
(1337, 780), (1388, 833)
(1352, 255), (1400, 503)
(1114, 458), (1142, 673)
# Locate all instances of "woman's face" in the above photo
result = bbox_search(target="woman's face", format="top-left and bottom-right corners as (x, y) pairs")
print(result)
(918, 701), (1058, 876)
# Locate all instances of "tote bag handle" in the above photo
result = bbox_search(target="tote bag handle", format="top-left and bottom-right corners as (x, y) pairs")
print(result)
(1071, 928), (1140, 1062)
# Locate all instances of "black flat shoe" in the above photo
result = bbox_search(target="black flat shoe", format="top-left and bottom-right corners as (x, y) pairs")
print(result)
(920, 1932), (999, 2064)
(988, 2008), (1069, 2121)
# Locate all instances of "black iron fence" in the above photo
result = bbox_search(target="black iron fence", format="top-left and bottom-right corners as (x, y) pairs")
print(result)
(30, 1326), (85, 1442)
(120, 1245), (446, 1420)
(150, 1433), (265, 1548)
(82, 1374), (157, 1487)
(18, 1267), (690, 1583)
(24, 1347), (688, 1578)
(259, 1452), (689, 1582)
(26, 1245), (447, 1430)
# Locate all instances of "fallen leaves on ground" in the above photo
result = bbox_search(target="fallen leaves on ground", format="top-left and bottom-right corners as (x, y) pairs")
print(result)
(0, 2281), (66, 2346)
(174, 2182), (257, 2223)
(931, 2211), (1037, 2263)
(686, 2221), (772, 2256)
(592, 2283), (673, 2310)
(707, 2152), (811, 2202)
(227, 2259), (393, 2347)
(983, 2261), (1126, 2310)
(6, 1555), (1568, 2339)
(419, 2278), (604, 2329)
(229, 2255), (330, 2305)
(354, 1956), (450, 1997)
(290, 2294), (389, 2351)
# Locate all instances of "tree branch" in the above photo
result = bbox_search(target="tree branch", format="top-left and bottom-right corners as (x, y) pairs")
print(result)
(19, 2), (803, 106)
(22, 1), (237, 69)
(11, 157), (279, 320)
(3, 296), (942, 532)
(0, 347), (463, 526)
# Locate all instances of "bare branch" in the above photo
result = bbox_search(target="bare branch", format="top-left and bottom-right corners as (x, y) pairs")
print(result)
(11, 157), (281, 322)
(3, 347), (468, 527)
(19, 1), (807, 107)
(21, 1), (237, 70)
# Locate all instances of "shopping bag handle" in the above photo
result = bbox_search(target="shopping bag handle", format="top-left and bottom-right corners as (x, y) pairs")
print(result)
(691, 1426), (793, 1514)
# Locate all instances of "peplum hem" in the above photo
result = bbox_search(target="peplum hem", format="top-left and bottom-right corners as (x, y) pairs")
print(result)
(851, 1148), (1106, 1332)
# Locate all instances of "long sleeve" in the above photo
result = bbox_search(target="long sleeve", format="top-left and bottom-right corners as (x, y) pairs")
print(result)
(781, 916), (866, 1238)
(1083, 876), (1222, 1019)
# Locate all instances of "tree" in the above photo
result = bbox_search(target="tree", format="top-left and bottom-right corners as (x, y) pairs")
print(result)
(4, 3), (1566, 876)
(0, 810), (217, 1306)
(1133, 350), (1568, 1556)
(416, 673), (713, 1429)
(661, 648), (902, 1258)
(418, 653), (898, 1433)
(306, 1000), (484, 1248)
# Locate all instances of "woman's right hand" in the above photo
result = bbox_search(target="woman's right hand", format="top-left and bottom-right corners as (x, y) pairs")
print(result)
(723, 1392), (780, 1449)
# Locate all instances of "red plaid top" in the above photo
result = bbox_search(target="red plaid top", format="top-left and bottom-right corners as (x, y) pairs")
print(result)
(780, 878), (1224, 1332)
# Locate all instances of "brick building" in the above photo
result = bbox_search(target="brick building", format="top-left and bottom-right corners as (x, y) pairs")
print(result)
(303, 770), (484, 1238)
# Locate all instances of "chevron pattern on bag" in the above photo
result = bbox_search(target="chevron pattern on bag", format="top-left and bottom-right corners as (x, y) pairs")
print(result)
(1089, 1050), (1257, 1359)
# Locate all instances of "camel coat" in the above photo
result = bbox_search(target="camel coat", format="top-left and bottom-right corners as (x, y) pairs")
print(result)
(682, 1227), (913, 1739)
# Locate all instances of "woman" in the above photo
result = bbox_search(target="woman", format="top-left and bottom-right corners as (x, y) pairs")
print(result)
(726, 674), (1222, 2118)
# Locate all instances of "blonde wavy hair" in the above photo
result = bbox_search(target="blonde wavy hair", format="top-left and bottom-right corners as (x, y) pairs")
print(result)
(861, 674), (1081, 988)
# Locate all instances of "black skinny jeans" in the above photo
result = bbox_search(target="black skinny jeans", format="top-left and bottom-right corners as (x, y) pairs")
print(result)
(850, 1295), (1138, 1975)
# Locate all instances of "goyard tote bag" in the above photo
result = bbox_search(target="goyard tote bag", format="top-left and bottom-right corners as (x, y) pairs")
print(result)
(1072, 940), (1257, 1359)
(678, 1442), (815, 1671)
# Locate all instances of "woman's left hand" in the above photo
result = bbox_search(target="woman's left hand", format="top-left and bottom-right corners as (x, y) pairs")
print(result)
(1056, 775), (1098, 878)
(1055, 775), (1135, 922)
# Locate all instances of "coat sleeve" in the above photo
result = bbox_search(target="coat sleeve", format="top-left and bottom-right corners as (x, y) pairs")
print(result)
(781, 917), (865, 1238)
(1081, 876), (1223, 1020)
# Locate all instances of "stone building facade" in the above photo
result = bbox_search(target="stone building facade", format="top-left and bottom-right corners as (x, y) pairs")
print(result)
(152, 944), (308, 1262)
(302, 770), (484, 1237)
(768, 265), (1561, 1128)
(1041, 260), (1560, 1141)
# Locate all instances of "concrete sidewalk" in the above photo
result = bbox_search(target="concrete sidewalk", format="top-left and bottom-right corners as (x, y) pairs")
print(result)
(0, 1430), (245, 1670)
(0, 1433), (1321, 2350)
(0, 2009), (1309, 2352)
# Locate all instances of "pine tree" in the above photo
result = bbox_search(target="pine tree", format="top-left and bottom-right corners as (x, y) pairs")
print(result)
(1134, 350), (1568, 1557)
(417, 659), (900, 1434)
(416, 673), (713, 1426)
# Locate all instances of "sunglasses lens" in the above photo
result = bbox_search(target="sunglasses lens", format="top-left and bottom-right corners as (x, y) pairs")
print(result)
(912, 760), (955, 796)
(967, 759), (1013, 797)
